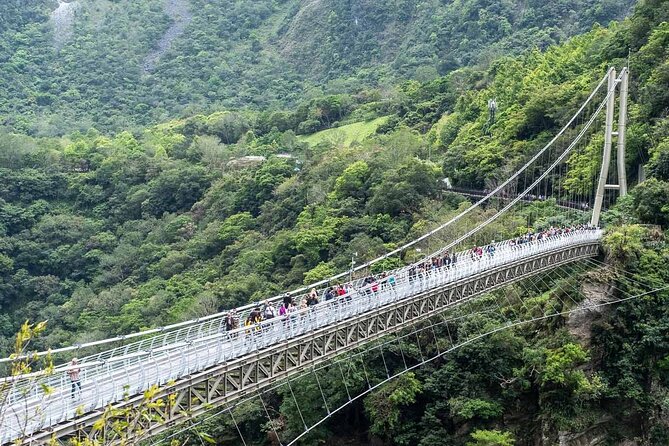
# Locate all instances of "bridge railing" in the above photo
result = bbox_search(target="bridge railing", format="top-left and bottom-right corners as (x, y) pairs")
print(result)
(3, 230), (597, 389)
(4, 229), (589, 385)
(0, 230), (602, 443)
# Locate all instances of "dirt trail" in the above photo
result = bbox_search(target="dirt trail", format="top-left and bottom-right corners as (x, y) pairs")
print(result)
(51, 0), (79, 49)
(143, 0), (192, 73)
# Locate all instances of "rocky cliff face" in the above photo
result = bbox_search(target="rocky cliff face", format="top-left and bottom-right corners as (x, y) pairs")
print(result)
(566, 281), (615, 349)
(549, 275), (646, 446)
(50, 0), (79, 49)
(557, 417), (612, 446)
(143, 0), (192, 72)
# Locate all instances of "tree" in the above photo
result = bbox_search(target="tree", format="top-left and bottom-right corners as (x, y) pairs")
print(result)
(0, 320), (53, 441)
(219, 212), (255, 246)
(448, 397), (504, 421)
(303, 261), (336, 284)
(367, 158), (440, 216)
(331, 160), (371, 201)
(631, 178), (669, 226)
(603, 224), (646, 266)
(143, 163), (212, 216)
(189, 135), (227, 167)
(647, 138), (669, 181)
(365, 373), (423, 440)
(207, 112), (250, 144)
(466, 430), (515, 446)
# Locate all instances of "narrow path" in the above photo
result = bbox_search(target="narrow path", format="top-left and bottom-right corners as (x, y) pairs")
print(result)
(143, 0), (193, 73)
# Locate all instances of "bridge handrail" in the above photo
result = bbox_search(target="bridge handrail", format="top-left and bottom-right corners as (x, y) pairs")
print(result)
(3, 229), (590, 379)
(0, 230), (601, 442)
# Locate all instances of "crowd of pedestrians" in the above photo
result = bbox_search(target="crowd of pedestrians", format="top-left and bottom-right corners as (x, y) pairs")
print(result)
(221, 277), (403, 332)
(510, 224), (592, 245)
(57, 225), (597, 406)
(221, 225), (596, 332)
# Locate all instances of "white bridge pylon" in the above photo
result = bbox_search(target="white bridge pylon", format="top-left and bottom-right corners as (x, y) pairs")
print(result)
(592, 67), (629, 226)
(0, 67), (630, 444)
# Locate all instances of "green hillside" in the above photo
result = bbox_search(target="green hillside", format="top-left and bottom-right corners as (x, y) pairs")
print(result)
(0, 0), (633, 135)
(1, 0), (669, 444)
(300, 116), (389, 146)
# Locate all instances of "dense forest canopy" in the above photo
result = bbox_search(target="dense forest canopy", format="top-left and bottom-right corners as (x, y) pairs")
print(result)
(1, 0), (669, 444)
(0, 0), (634, 135)
(2, 0), (665, 350)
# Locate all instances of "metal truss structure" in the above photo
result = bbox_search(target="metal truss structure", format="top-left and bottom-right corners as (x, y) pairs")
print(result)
(28, 237), (599, 445)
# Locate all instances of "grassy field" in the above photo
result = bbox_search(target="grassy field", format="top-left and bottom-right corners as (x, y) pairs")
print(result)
(300, 116), (389, 146)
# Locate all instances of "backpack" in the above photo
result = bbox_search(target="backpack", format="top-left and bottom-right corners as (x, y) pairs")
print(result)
(263, 306), (274, 319)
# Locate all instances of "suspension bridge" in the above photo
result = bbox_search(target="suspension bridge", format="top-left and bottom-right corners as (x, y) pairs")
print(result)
(0, 67), (638, 445)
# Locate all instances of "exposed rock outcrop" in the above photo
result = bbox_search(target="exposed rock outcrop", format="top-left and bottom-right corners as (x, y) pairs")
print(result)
(566, 281), (614, 348)
(557, 416), (613, 446)
(143, 0), (192, 73)
(51, 0), (79, 50)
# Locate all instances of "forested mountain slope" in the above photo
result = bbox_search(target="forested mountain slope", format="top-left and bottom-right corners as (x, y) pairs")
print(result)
(1, 0), (669, 443)
(3, 0), (666, 349)
(0, 0), (633, 135)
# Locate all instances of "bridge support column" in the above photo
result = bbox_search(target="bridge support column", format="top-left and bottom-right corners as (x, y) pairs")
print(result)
(617, 67), (629, 196)
(591, 67), (628, 227)
(591, 68), (617, 227)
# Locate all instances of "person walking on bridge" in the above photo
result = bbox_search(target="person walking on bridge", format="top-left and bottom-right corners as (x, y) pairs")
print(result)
(486, 242), (496, 257)
(225, 311), (238, 331)
(67, 358), (82, 400)
(262, 301), (276, 319)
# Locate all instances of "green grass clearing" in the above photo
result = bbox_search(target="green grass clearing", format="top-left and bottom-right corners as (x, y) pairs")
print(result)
(300, 116), (389, 146)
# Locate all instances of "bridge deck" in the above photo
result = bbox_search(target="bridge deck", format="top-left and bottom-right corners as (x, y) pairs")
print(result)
(0, 230), (602, 444)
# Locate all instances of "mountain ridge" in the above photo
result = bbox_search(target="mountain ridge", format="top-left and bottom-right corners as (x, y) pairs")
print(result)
(0, 0), (634, 135)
